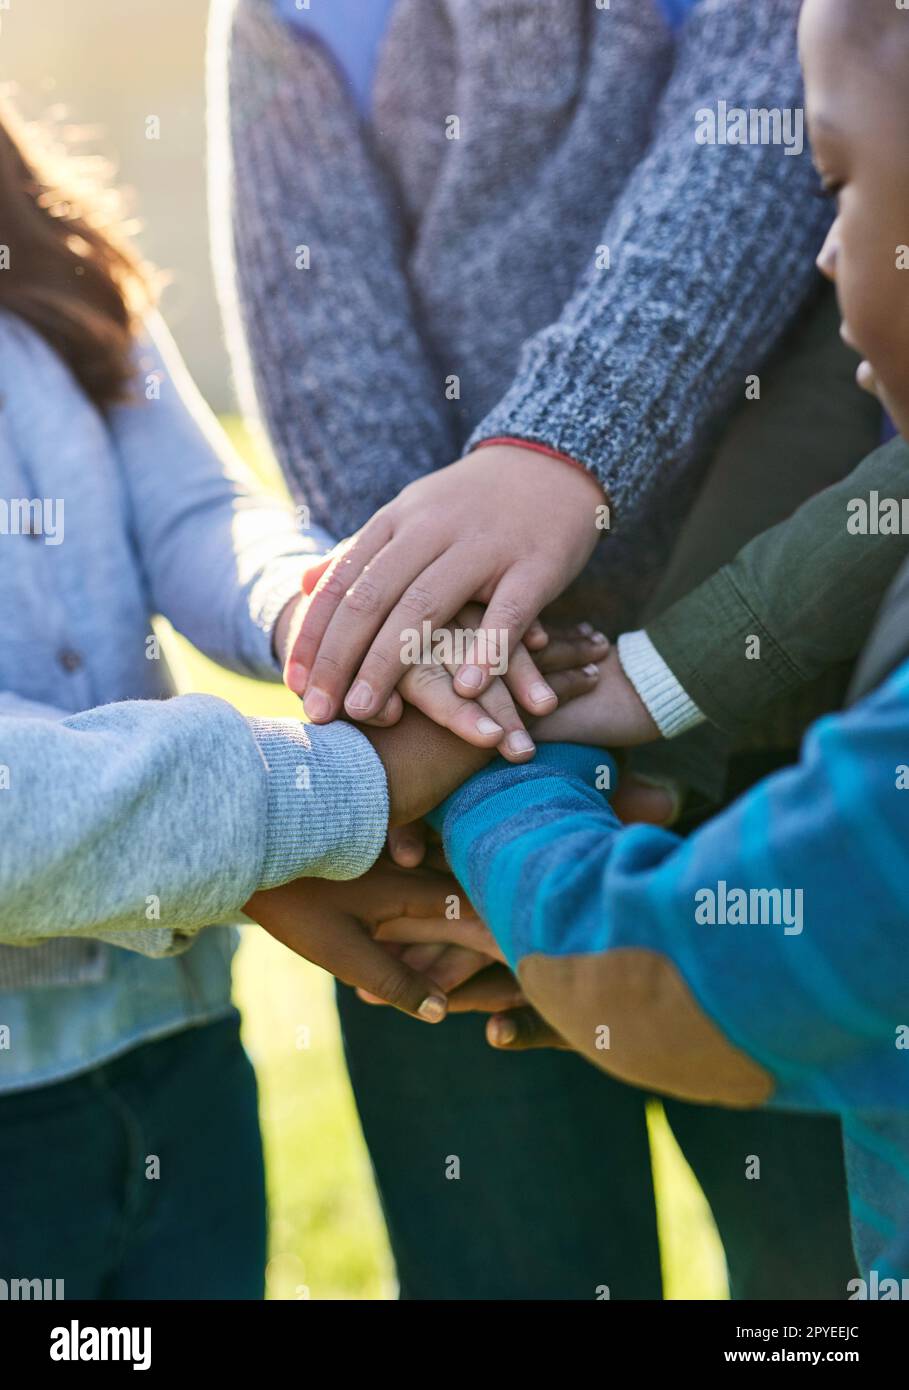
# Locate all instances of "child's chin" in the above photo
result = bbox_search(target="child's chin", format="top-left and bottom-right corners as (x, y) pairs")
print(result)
(855, 359), (880, 397)
(859, 363), (909, 439)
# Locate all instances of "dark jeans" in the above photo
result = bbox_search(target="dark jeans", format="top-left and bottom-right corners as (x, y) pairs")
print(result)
(337, 285), (877, 1301)
(338, 985), (857, 1300)
(0, 1016), (266, 1299)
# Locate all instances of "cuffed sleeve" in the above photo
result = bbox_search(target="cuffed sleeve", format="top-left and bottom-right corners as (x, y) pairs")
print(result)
(646, 439), (909, 735)
(248, 716), (388, 887)
(617, 629), (705, 738)
(0, 693), (388, 954)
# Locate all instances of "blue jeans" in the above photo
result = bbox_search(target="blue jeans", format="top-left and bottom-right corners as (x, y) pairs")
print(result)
(0, 1016), (266, 1299)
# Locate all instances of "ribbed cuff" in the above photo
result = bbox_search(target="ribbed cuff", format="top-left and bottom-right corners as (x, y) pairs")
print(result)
(248, 718), (388, 887)
(617, 630), (705, 739)
(472, 436), (595, 477)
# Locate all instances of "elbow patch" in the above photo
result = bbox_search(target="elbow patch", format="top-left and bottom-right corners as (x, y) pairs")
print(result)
(518, 946), (774, 1108)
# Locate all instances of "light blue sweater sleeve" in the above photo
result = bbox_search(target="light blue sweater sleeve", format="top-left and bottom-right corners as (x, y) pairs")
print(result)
(0, 693), (388, 954)
(109, 312), (336, 680)
(0, 315), (387, 956)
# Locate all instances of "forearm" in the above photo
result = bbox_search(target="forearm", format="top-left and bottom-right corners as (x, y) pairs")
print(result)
(210, 0), (455, 536)
(434, 679), (909, 1112)
(468, 0), (829, 525)
(0, 695), (387, 952)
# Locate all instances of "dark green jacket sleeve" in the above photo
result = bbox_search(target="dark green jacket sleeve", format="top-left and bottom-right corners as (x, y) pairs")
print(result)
(646, 438), (909, 737)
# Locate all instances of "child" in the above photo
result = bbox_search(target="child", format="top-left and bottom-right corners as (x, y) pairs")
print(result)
(406, 0), (909, 1288)
(0, 98), (595, 1296)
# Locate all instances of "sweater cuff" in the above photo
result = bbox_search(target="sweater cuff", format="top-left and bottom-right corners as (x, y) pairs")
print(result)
(617, 630), (705, 739)
(247, 718), (388, 887)
(427, 741), (616, 834)
(472, 436), (593, 477)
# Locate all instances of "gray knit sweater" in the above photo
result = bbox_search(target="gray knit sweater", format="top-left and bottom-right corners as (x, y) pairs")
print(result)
(210, 0), (831, 624)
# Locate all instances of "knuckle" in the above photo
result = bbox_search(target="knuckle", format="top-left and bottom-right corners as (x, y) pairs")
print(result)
(319, 570), (351, 603)
(311, 651), (343, 678)
(344, 575), (383, 618)
(485, 700), (520, 730)
(408, 664), (448, 695)
(398, 583), (436, 622)
(372, 967), (415, 1012)
(490, 597), (527, 630)
(361, 645), (396, 679)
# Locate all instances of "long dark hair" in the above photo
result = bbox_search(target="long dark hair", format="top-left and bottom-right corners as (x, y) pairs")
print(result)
(0, 97), (154, 409)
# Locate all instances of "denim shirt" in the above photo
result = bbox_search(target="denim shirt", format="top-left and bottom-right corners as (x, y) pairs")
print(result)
(0, 310), (386, 1092)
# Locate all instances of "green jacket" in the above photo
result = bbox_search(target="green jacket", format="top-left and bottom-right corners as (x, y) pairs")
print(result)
(643, 437), (909, 740)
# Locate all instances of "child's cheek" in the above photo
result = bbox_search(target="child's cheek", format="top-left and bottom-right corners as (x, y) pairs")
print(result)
(838, 213), (902, 367)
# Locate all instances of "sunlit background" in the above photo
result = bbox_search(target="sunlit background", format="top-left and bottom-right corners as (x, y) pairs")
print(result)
(3, 0), (728, 1299)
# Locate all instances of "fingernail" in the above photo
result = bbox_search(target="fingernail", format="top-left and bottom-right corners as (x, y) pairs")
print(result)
(286, 661), (308, 692)
(477, 716), (503, 736)
(458, 665), (484, 690)
(490, 1016), (517, 1046)
(583, 663), (600, 677)
(630, 775), (684, 824)
(303, 687), (331, 721)
(418, 994), (447, 1023)
(529, 680), (556, 707)
(577, 622), (594, 636)
(507, 731), (535, 755)
(591, 631), (608, 646)
(346, 680), (374, 713)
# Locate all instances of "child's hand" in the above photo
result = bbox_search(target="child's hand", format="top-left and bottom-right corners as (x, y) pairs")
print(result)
(278, 588), (608, 762)
(357, 908), (525, 1015)
(284, 444), (606, 722)
(532, 646), (660, 748)
(244, 863), (470, 1022)
(392, 611), (606, 763)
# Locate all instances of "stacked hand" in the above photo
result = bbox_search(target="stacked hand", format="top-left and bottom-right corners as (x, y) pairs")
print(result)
(281, 444), (608, 752)
(244, 863), (475, 1024)
(262, 445), (667, 1046)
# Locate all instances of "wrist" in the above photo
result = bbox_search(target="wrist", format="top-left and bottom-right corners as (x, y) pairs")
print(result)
(616, 630), (705, 739)
(363, 709), (493, 826)
(469, 440), (607, 507)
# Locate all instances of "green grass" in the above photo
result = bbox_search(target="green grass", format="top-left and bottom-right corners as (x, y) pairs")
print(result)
(157, 418), (730, 1300)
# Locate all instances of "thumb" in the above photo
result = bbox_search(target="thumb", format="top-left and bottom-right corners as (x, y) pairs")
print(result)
(612, 773), (683, 827)
(386, 822), (428, 868)
(485, 1007), (568, 1051)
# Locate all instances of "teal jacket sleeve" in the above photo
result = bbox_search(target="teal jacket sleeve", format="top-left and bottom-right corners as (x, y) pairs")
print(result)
(432, 668), (909, 1118)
